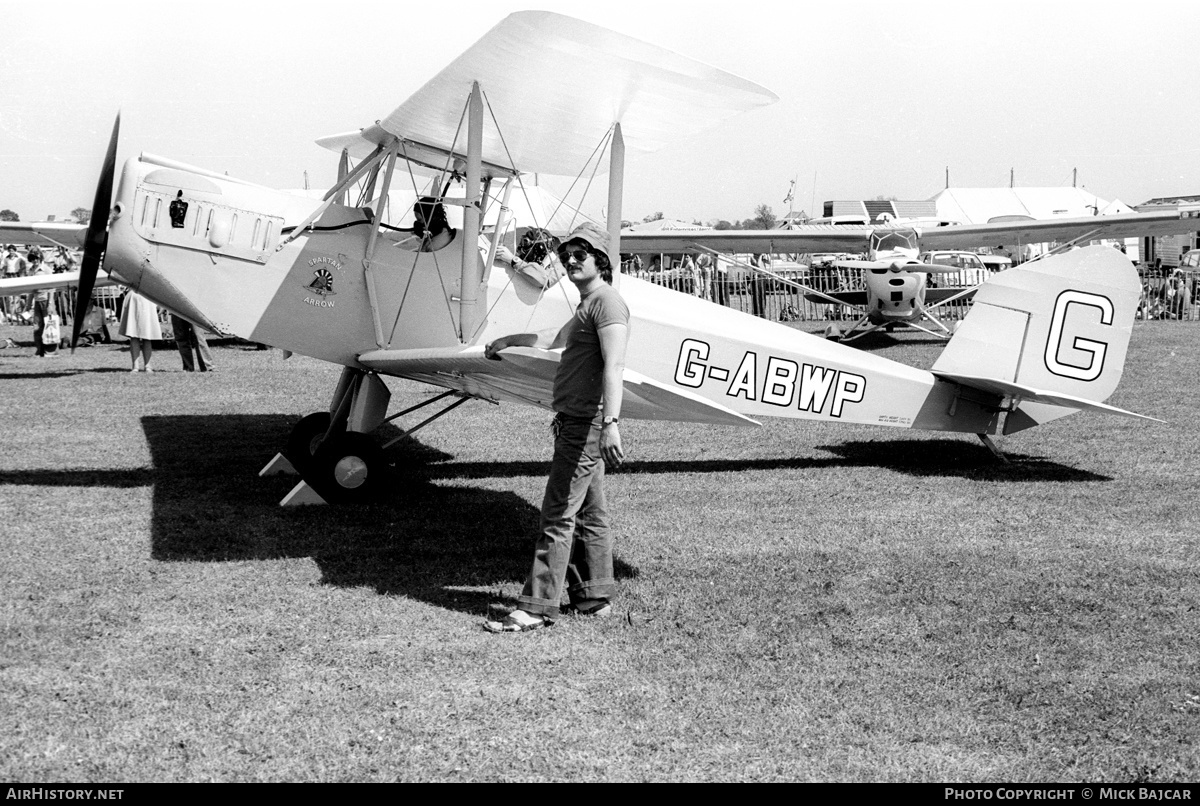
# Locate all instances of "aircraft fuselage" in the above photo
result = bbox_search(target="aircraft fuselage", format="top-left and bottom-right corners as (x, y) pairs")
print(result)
(104, 155), (1015, 435)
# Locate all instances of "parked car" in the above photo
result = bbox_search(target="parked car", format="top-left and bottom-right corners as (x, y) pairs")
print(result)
(764, 259), (809, 292)
(979, 254), (1012, 272)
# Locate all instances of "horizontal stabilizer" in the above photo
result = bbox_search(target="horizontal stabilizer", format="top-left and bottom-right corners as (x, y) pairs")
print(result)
(933, 372), (1163, 422)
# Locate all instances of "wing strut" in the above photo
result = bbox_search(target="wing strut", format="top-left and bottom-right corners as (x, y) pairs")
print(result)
(460, 81), (484, 342)
(363, 140), (401, 348)
(276, 143), (388, 251)
(1027, 227), (1103, 263)
(608, 122), (624, 285)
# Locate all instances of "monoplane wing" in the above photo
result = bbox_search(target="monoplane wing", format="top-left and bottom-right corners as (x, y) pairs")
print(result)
(623, 208), (1200, 255)
(623, 226), (873, 256)
(918, 209), (1200, 250)
(0, 221), (87, 250)
(315, 11), (778, 177)
(356, 345), (760, 427)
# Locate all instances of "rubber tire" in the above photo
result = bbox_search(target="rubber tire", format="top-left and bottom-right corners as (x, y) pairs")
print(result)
(310, 432), (387, 504)
(287, 412), (333, 471)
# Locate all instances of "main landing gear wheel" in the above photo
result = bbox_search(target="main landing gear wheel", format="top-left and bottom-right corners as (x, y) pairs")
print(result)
(310, 432), (387, 504)
(287, 412), (332, 471)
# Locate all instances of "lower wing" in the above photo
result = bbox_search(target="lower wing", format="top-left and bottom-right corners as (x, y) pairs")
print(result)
(357, 345), (760, 427)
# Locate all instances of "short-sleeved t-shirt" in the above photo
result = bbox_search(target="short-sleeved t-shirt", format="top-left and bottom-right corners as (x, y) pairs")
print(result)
(3, 254), (26, 276)
(552, 282), (629, 418)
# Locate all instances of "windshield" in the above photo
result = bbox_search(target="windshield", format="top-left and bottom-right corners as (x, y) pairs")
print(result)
(869, 229), (919, 260)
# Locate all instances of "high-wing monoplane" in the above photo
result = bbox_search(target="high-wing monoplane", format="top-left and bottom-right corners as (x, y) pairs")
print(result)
(624, 210), (1200, 342)
(65, 11), (1182, 505)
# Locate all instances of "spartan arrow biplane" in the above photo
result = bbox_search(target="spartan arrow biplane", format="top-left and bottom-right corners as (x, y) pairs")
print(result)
(56, 11), (1184, 504)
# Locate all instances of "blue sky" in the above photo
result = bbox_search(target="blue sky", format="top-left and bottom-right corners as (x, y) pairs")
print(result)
(3, 0), (1198, 223)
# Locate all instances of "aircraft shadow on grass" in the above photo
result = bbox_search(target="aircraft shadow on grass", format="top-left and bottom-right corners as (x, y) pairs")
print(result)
(139, 414), (639, 616)
(433, 440), (1107, 483)
(0, 467), (153, 488)
(0, 368), (131, 380)
(3, 416), (1104, 616)
(812, 439), (1111, 481)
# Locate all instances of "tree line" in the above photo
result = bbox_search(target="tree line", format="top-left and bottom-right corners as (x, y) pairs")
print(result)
(630, 204), (780, 230)
(0, 207), (92, 224)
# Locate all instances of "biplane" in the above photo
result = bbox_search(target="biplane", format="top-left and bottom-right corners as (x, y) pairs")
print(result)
(45, 11), (1195, 504)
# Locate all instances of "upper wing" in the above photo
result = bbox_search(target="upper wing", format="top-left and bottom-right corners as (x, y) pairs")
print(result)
(316, 11), (778, 177)
(623, 208), (1200, 255)
(356, 344), (760, 427)
(0, 222), (87, 249)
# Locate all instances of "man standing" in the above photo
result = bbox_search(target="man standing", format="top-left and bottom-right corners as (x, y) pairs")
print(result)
(2, 246), (27, 322)
(25, 260), (57, 357)
(170, 313), (217, 372)
(2, 245), (24, 279)
(483, 223), (630, 633)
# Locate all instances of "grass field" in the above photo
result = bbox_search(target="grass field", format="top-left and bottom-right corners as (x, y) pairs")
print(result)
(1, 321), (1197, 782)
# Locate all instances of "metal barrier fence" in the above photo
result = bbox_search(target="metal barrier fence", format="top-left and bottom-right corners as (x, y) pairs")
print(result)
(638, 269), (1200, 324)
(2, 283), (167, 337)
(4, 269), (1198, 336)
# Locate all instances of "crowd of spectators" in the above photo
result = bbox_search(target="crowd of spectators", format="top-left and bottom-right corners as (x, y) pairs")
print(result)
(2, 244), (78, 324)
(1139, 259), (1197, 320)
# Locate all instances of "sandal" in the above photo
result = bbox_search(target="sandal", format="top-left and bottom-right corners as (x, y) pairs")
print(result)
(482, 609), (547, 633)
(569, 599), (613, 617)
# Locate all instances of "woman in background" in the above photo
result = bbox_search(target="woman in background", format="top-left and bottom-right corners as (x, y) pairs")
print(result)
(119, 290), (162, 372)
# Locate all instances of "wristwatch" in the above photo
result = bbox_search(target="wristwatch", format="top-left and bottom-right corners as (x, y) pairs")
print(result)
(602, 416), (620, 426)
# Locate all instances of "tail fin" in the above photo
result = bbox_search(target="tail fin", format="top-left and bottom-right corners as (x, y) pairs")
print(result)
(932, 245), (1149, 433)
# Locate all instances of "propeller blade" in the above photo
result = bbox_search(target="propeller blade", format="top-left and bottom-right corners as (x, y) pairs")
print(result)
(72, 114), (120, 352)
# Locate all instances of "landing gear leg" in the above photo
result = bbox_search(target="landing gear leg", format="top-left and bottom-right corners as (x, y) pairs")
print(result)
(978, 433), (1008, 463)
(268, 369), (478, 506)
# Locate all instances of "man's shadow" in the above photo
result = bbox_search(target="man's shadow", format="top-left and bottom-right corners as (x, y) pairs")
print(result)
(140, 414), (637, 616)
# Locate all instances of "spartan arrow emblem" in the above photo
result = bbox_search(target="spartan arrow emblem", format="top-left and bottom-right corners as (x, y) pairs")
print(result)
(303, 267), (337, 297)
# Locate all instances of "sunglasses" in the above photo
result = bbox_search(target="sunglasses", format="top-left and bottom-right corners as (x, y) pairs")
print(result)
(557, 246), (593, 265)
